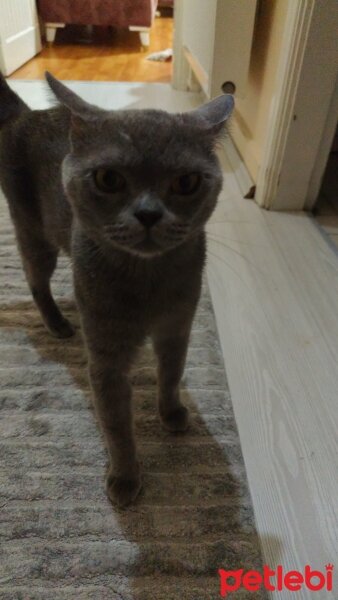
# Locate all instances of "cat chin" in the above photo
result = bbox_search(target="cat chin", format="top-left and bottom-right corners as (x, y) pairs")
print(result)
(129, 249), (165, 259)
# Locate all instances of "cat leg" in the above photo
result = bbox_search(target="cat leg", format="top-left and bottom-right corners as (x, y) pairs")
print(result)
(19, 235), (74, 338)
(152, 318), (193, 433)
(85, 336), (142, 507)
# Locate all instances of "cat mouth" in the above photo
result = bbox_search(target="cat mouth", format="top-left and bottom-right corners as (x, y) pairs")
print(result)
(134, 233), (162, 254)
(133, 228), (189, 255)
(104, 231), (163, 257)
(106, 228), (185, 257)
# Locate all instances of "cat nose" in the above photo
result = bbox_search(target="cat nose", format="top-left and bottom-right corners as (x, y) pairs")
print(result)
(134, 207), (163, 228)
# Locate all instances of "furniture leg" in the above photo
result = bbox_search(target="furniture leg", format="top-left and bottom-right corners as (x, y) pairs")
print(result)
(45, 23), (65, 44)
(129, 26), (151, 48)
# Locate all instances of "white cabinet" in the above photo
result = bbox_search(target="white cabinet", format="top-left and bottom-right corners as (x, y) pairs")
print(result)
(0, 0), (41, 76)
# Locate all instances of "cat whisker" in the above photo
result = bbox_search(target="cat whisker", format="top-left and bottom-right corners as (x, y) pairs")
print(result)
(206, 231), (265, 247)
(207, 235), (267, 278)
(208, 219), (253, 224)
(206, 249), (253, 292)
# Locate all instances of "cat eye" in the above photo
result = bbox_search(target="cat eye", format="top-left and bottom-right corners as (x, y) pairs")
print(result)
(93, 168), (126, 193)
(171, 173), (201, 196)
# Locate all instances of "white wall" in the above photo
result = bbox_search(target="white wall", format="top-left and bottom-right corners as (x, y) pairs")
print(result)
(174, 0), (257, 98)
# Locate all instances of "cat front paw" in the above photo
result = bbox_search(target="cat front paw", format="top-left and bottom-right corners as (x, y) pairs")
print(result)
(48, 317), (75, 338)
(106, 471), (142, 508)
(160, 405), (189, 432)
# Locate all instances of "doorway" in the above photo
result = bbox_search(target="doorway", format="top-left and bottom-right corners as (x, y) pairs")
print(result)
(4, 2), (174, 82)
(313, 125), (338, 250)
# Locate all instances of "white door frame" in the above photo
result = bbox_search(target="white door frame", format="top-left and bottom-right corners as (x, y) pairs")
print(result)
(255, 0), (338, 211)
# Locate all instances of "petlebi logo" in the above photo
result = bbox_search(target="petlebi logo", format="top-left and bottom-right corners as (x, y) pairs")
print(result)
(218, 564), (334, 596)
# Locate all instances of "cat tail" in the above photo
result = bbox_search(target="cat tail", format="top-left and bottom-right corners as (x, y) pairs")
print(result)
(0, 72), (29, 130)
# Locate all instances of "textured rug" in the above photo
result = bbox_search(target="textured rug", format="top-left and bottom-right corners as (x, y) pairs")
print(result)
(0, 190), (266, 599)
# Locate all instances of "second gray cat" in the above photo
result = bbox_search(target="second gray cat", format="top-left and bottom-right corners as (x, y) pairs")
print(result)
(0, 73), (233, 506)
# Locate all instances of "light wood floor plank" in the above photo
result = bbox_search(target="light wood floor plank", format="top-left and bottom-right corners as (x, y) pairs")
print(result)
(207, 151), (338, 597)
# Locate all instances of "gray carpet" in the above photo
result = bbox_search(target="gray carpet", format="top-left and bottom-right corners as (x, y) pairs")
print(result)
(0, 192), (266, 599)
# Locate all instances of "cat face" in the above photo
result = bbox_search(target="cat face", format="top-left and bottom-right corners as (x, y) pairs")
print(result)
(47, 73), (234, 258)
(62, 111), (225, 257)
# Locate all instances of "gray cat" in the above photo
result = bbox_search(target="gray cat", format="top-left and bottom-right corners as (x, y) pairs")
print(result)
(0, 72), (233, 506)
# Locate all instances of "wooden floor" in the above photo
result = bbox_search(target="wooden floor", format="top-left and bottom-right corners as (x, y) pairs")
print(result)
(208, 140), (338, 597)
(10, 14), (173, 82)
(6, 81), (338, 597)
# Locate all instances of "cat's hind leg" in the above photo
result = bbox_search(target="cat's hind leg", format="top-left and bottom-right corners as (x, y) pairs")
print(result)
(17, 231), (74, 338)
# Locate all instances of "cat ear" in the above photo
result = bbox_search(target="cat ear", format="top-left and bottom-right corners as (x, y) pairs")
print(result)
(45, 72), (103, 148)
(45, 71), (102, 121)
(190, 94), (234, 133)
